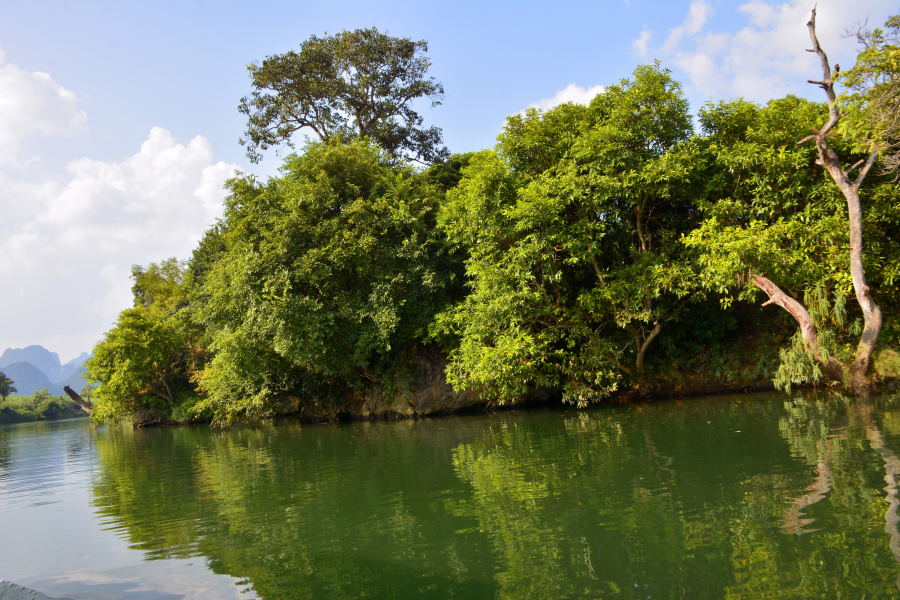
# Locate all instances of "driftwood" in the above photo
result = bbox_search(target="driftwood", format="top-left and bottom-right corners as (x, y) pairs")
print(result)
(63, 385), (92, 415)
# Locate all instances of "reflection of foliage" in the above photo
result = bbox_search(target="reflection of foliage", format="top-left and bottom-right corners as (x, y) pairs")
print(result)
(91, 421), (497, 599)
(450, 434), (567, 598)
(90, 394), (900, 599)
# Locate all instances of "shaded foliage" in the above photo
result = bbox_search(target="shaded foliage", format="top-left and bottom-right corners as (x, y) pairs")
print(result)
(193, 139), (463, 423)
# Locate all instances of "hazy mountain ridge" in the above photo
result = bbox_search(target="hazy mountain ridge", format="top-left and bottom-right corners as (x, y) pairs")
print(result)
(1, 362), (63, 396)
(0, 346), (91, 396)
(0, 346), (63, 380)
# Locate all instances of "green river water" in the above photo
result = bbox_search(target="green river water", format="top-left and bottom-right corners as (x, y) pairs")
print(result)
(3, 391), (900, 598)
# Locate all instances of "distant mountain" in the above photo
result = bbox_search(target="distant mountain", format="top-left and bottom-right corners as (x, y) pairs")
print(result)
(0, 346), (91, 384)
(59, 352), (91, 381)
(0, 346), (63, 381)
(1, 362), (64, 396)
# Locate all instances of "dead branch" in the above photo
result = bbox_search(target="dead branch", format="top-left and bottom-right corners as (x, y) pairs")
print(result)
(63, 386), (92, 415)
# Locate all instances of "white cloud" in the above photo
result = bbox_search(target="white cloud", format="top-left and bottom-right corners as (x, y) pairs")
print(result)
(526, 83), (606, 112)
(81, 264), (134, 323)
(661, 1), (715, 54)
(633, 29), (653, 55)
(632, 0), (895, 102)
(0, 127), (240, 360)
(0, 43), (87, 168)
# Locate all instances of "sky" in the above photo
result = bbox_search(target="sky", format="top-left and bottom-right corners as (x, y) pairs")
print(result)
(0, 0), (895, 363)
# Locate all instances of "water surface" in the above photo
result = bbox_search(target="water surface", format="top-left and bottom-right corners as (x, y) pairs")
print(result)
(3, 391), (900, 598)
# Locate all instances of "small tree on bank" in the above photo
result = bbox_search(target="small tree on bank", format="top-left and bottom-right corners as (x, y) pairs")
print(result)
(0, 371), (16, 402)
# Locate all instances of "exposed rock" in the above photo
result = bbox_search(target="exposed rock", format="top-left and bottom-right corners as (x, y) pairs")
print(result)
(280, 345), (500, 422)
(274, 345), (572, 424)
(361, 345), (486, 418)
(131, 406), (176, 428)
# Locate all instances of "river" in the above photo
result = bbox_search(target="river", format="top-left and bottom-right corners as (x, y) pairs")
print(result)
(2, 391), (900, 598)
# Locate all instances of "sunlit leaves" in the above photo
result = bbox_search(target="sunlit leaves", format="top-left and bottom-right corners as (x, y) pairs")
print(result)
(435, 63), (700, 401)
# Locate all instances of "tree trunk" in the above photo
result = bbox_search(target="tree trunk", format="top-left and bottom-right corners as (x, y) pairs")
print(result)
(635, 322), (662, 388)
(802, 9), (883, 393)
(63, 386), (92, 415)
(631, 199), (662, 392)
(752, 274), (844, 383)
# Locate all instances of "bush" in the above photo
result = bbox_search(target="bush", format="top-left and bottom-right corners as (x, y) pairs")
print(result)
(36, 398), (62, 420)
(875, 349), (900, 380)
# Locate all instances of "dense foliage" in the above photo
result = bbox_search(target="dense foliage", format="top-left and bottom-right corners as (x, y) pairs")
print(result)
(840, 15), (900, 177)
(435, 63), (701, 404)
(685, 95), (900, 390)
(85, 14), (900, 425)
(191, 139), (463, 422)
(85, 259), (206, 423)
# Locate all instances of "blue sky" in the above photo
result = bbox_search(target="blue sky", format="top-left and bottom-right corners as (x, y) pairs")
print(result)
(0, 0), (894, 361)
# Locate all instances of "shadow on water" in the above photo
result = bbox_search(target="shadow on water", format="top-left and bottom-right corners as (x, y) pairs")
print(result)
(21, 392), (900, 599)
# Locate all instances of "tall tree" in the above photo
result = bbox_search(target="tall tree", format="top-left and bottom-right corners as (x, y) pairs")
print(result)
(840, 13), (900, 178)
(194, 138), (461, 423)
(86, 259), (205, 424)
(794, 8), (883, 392)
(239, 27), (448, 164)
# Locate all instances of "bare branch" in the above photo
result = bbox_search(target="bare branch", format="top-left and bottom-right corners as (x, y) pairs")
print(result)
(63, 386), (92, 415)
(752, 274), (844, 382)
(854, 149), (879, 189)
(796, 135), (817, 147)
(807, 8), (842, 136)
(846, 159), (865, 175)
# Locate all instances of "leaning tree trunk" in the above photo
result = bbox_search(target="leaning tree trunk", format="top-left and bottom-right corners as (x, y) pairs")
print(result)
(799, 9), (883, 393)
(634, 322), (662, 387)
(752, 274), (845, 383)
(63, 386), (92, 415)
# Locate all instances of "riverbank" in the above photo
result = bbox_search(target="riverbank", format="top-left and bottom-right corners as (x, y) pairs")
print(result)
(125, 345), (900, 428)
(0, 395), (89, 425)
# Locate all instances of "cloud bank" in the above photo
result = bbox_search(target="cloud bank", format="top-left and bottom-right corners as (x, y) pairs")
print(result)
(0, 48), (238, 361)
(633, 0), (894, 103)
(0, 43), (87, 168)
(526, 83), (606, 112)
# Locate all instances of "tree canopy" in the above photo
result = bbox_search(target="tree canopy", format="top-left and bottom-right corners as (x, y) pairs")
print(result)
(86, 259), (205, 424)
(192, 138), (464, 422)
(840, 14), (900, 177)
(239, 27), (448, 164)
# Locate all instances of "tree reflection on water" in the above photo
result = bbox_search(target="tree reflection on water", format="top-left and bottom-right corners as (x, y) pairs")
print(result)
(90, 392), (900, 599)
